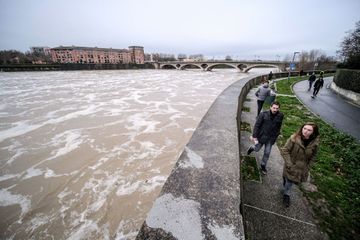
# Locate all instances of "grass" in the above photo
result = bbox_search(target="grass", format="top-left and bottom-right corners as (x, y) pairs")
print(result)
(274, 75), (360, 240)
(241, 155), (261, 182)
(242, 106), (250, 112)
(240, 121), (251, 132)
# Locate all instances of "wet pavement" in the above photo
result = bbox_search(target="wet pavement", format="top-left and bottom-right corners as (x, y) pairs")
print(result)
(292, 77), (360, 141)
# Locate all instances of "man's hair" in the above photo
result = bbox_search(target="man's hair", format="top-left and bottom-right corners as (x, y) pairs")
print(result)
(271, 101), (280, 107)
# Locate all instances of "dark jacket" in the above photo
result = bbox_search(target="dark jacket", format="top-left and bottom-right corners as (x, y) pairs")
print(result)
(252, 110), (284, 144)
(308, 74), (316, 82)
(314, 78), (324, 89)
(281, 134), (320, 183)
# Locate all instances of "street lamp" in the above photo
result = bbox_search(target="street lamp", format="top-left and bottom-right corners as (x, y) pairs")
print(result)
(288, 51), (300, 82)
(292, 51), (300, 63)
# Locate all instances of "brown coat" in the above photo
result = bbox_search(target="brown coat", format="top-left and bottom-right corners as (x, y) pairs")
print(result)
(281, 134), (320, 183)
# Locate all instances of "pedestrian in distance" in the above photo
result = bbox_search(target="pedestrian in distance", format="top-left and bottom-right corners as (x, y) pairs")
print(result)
(299, 69), (304, 77)
(268, 71), (273, 81)
(255, 79), (273, 116)
(311, 71), (324, 98)
(281, 122), (320, 207)
(308, 72), (316, 91)
(247, 101), (284, 175)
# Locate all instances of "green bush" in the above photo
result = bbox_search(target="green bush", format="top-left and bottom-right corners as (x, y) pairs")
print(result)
(334, 69), (360, 93)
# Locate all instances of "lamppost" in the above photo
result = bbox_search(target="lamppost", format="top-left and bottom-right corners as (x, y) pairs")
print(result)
(288, 51), (300, 82)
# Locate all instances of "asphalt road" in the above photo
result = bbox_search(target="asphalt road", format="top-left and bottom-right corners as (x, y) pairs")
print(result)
(293, 77), (360, 141)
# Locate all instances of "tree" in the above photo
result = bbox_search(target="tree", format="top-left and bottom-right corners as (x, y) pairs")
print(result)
(337, 21), (360, 69)
(225, 55), (232, 61)
(177, 54), (187, 61)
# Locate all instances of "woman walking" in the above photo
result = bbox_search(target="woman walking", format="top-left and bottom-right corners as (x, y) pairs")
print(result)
(281, 122), (320, 207)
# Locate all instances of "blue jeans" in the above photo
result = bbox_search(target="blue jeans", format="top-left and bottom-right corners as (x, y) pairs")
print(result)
(283, 177), (294, 196)
(254, 141), (272, 167)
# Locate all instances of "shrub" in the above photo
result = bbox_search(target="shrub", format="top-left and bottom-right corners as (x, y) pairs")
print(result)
(334, 69), (360, 93)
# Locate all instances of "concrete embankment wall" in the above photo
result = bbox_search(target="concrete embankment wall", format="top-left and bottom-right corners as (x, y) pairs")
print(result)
(330, 81), (360, 106)
(135, 72), (288, 240)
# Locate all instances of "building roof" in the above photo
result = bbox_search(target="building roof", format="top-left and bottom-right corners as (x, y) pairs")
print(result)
(51, 46), (129, 53)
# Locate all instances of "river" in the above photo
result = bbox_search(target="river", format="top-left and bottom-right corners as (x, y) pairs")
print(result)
(0, 68), (275, 239)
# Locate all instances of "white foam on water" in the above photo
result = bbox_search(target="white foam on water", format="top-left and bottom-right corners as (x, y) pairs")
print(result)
(0, 173), (19, 182)
(0, 120), (42, 142)
(126, 112), (161, 133)
(22, 167), (44, 180)
(114, 220), (138, 240)
(45, 105), (99, 125)
(0, 188), (31, 222)
(48, 130), (85, 160)
(67, 219), (100, 240)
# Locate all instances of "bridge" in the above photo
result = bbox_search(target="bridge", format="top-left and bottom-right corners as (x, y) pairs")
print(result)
(151, 60), (287, 72)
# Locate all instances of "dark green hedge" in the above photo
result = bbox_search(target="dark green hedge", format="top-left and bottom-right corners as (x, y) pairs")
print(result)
(334, 69), (360, 93)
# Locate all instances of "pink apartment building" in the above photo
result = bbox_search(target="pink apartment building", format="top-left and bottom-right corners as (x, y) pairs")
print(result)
(50, 46), (145, 64)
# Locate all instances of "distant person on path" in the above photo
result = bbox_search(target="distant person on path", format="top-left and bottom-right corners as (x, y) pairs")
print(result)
(299, 69), (304, 76)
(255, 80), (272, 116)
(268, 71), (273, 81)
(311, 71), (324, 98)
(247, 101), (284, 175)
(308, 72), (316, 91)
(281, 122), (320, 207)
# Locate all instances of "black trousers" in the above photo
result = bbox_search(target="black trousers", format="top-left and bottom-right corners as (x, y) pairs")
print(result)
(313, 87), (320, 96)
(257, 100), (265, 116)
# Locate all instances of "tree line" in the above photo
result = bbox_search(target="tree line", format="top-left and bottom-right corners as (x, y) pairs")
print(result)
(0, 50), (52, 65)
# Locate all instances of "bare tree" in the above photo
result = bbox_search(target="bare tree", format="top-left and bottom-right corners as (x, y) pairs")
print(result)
(225, 55), (232, 61)
(337, 21), (360, 69)
(177, 54), (187, 61)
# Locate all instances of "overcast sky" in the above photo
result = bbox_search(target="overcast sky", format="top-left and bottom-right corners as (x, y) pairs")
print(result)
(0, 0), (359, 60)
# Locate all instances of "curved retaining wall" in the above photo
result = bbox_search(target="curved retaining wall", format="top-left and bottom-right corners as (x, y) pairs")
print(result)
(330, 81), (360, 106)
(136, 72), (293, 240)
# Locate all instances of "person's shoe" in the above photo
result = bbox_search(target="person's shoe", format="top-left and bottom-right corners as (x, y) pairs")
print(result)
(260, 164), (267, 175)
(283, 194), (290, 207)
(246, 146), (254, 155)
(311, 95), (315, 99)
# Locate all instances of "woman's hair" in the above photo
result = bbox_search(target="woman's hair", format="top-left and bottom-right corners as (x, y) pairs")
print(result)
(296, 122), (319, 139)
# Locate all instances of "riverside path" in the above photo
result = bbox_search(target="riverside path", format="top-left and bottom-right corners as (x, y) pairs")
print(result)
(292, 77), (360, 141)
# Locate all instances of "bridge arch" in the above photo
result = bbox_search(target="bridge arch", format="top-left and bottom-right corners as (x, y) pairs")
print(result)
(243, 64), (281, 73)
(160, 64), (177, 69)
(179, 63), (202, 70)
(206, 63), (239, 71)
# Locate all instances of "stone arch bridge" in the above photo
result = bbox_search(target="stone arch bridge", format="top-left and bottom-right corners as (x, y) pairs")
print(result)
(151, 61), (287, 72)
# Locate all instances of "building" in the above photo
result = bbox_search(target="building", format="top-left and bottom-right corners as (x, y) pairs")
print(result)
(128, 46), (145, 64)
(50, 46), (145, 64)
(30, 46), (51, 56)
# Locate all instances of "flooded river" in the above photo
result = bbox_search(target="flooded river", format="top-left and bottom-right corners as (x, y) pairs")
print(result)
(0, 69), (272, 239)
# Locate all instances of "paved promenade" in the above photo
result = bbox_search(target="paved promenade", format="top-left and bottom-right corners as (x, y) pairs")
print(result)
(240, 87), (328, 240)
(293, 77), (360, 141)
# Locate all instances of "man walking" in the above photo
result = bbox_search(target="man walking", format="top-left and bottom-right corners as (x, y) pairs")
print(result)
(247, 101), (284, 175)
(311, 72), (324, 98)
(308, 72), (316, 91)
(255, 80), (272, 116)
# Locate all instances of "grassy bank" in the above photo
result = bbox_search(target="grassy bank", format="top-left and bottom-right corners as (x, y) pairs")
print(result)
(274, 75), (359, 240)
